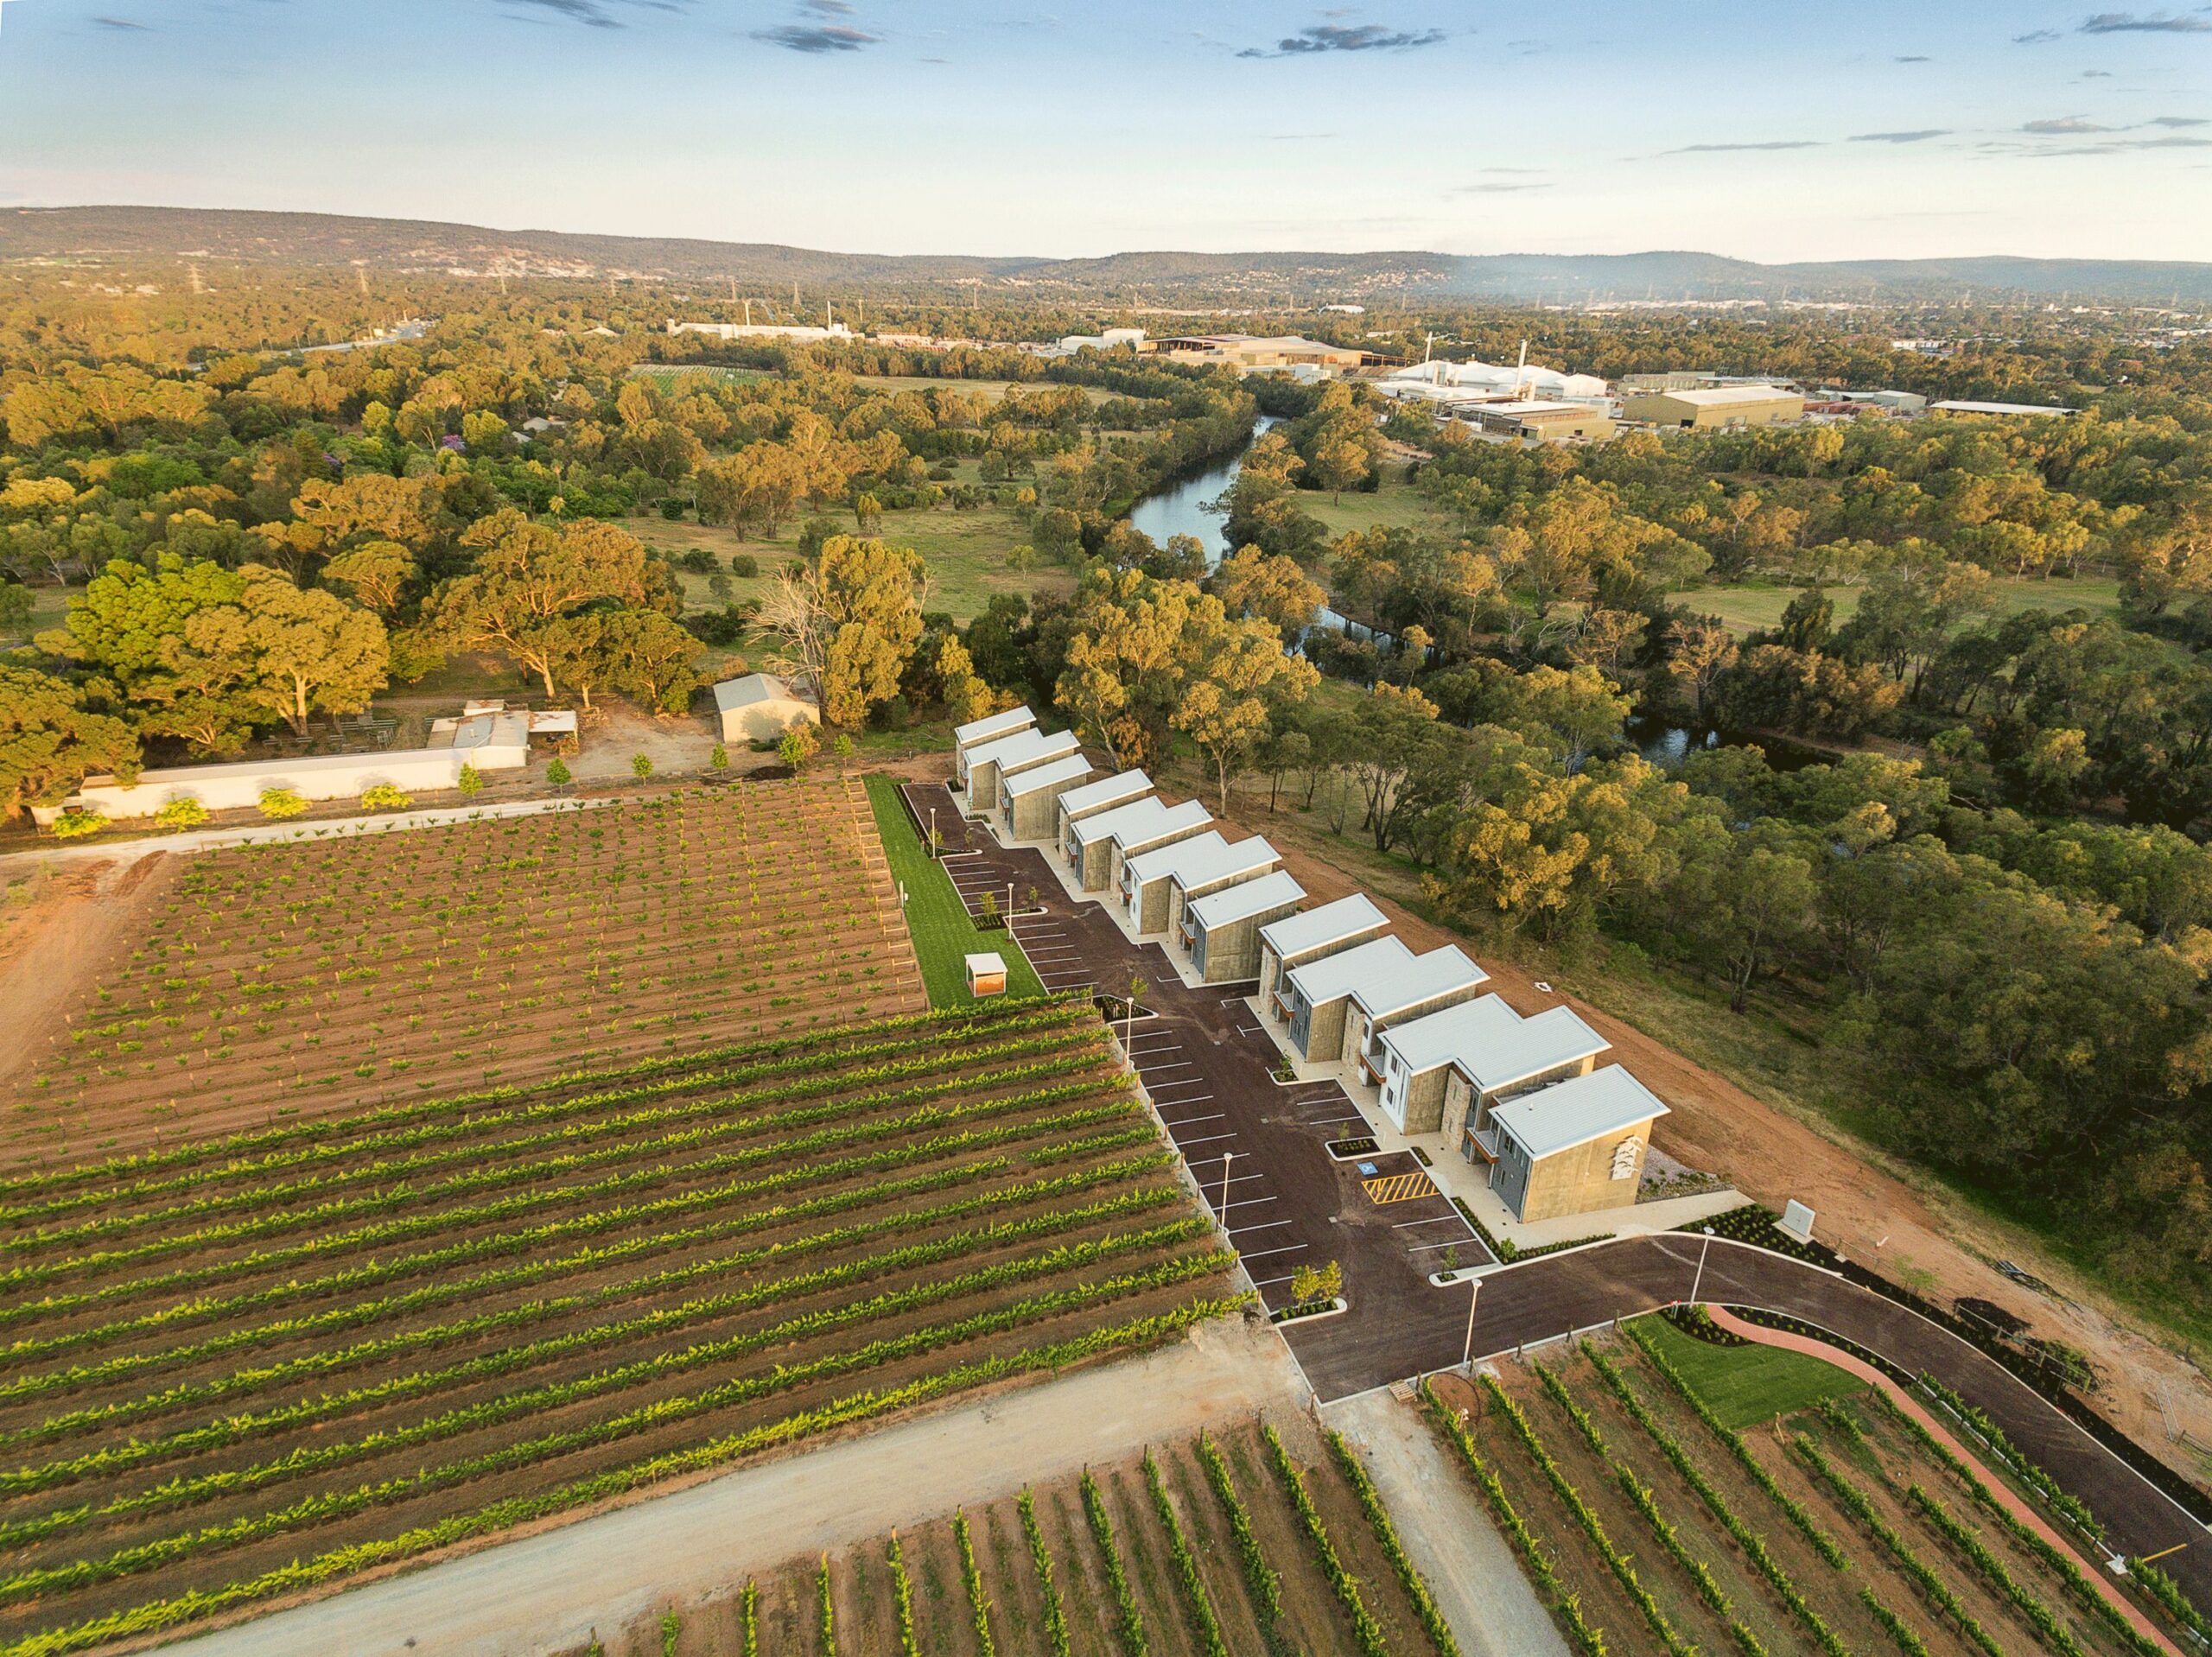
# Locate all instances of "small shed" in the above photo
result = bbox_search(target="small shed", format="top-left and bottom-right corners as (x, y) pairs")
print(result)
(953, 705), (1036, 790)
(1374, 994), (1609, 1141)
(1256, 894), (1389, 1011)
(1000, 752), (1095, 841)
(1065, 796), (1211, 892)
(714, 674), (817, 745)
(962, 727), (1080, 816)
(1182, 869), (1305, 983)
(1484, 1067), (1669, 1223)
(1053, 769), (1153, 850)
(965, 952), (1008, 998)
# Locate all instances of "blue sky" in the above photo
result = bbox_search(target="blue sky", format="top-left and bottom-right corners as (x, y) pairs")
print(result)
(0, 2), (2207, 262)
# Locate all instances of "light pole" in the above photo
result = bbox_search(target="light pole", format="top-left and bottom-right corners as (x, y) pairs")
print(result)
(1688, 1224), (1717, 1308)
(1219, 1150), (1236, 1235)
(929, 807), (937, 859)
(1460, 1273), (1482, 1374)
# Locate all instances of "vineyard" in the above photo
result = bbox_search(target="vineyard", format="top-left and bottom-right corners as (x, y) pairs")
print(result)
(0, 997), (1241, 1655)
(579, 1419), (1461, 1657)
(1421, 1318), (2180, 1657)
(10, 776), (923, 1166)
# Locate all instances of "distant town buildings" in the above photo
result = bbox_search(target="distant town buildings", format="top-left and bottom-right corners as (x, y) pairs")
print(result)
(667, 318), (854, 342)
(1621, 384), (1806, 429)
(1929, 398), (2079, 417)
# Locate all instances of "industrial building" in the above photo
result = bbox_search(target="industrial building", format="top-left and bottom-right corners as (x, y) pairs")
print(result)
(1052, 769), (1153, 851)
(1622, 385), (1805, 429)
(1255, 895), (1391, 1010)
(1461, 401), (1615, 443)
(1120, 831), (1279, 936)
(1179, 869), (1306, 983)
(712, 674), (817, 745)
(1930, 399), (2079, 417)
(960, 726), (1080, 816)
(1066, 795), (1211, 892)
(1372, 994), (1610, 1141)
(952, 705), (1035, 792)
(1382, 358), (1608, 403)
(1148, 333), (1369, 372)
(666, 318), (854, 342)
(1481, 1067), (1669, 1224)
(999, 752), (1095, 841)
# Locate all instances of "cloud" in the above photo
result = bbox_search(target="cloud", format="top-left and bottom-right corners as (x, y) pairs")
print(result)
(752, 22), (880, 50)
(2079, 10), (2212, 31)
(804, 0), (853, 10)
(1452, 181), (1548, 193)
(91, 16), (149, 28)
(2014, 28), (2065, 41)
(498, 0), (626, 25)
(1850, 128), (1950, 143)
(1894, 54), (1931, 61)
(1238, 23), (1448, 58)
(2148, 114), (2209, 125)
(2081, 67), (2115, 75)
(1658, 139), (1823, 154)
(2022, 115), (2114, 131)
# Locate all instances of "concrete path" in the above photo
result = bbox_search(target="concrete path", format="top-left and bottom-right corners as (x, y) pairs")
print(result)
(1324, 1387), (1570, 1657)
(165, 1317), (1308, 1657)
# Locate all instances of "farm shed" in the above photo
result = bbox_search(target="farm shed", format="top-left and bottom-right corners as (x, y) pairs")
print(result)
(1374, 994), (1609, 1141)
(1053, 769), (1152, 849)
(952, 705), (1036, 791)
(1180, 868), (1306, 983)
(1255, 894), (1390, 1009)
(1066, 796), (1211, 892)
(1121, 832), (1280, 936)
(1483, 1066), (1669, 1224)
(714, 674), (817, 744)
(961, 727), (1081, 816)
(999, 752), (1095, 841)
(1278, 936), (1487, 1068)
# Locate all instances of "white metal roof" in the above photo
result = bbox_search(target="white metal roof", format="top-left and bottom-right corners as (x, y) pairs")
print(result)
(1640, 384), (1798, 407)
(1072, 795), (1210, 851)
(1930, 399), (2078, 416)
(954, 705), (1035, 748)
(1285, 935), (1414, 1007)
(713, 673), (804, 713)
(1002, 752), (1093, 798)
(1057, 769), (1152, 820)
(1490, 1066), (1669, 1161)
(1157, 835), (1279, 896)
(1260, 894), (1389, 962)
(1122, 829), (1226, 888)
(1187, 869), (1306, 930)
(964, 726), (1078, 775)
(1379, 994), (1610, 1090)
(1349, 944), (1487, 1019)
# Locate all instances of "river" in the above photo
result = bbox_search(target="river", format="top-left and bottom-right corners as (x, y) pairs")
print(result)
(1125, 415), (1281, 565)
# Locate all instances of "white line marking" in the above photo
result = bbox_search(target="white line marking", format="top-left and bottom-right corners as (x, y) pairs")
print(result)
(1177, 1132), (1238, 1147)
(1160, 1113), (1225, 1127)
(1239, 1243), (1308, 1261)
(1230, 1220), (1293, 1235)
(1393, 1215), (1468, 1229)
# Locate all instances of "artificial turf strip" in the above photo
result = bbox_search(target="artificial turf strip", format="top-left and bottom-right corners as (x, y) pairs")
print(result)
(865, 775), (1048, 1007)
(1637, 1313), (1868, 1430)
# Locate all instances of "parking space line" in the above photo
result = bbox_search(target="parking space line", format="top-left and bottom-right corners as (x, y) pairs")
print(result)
(1230, 1220), (1292, 1235)
(1178, 1132), (1238, 1147)
(1393, 1214), (1468, 1228)
(1408, 1239), (1471, 1254)
(1240, 1243), (1308, 1261)
(1160, 1113), (1225, 1127)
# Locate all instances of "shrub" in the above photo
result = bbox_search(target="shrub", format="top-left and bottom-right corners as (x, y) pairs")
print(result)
(257, 788), (308, 820)
(546, 758), (572, 789)
(729, 553), (759, 578)
(154, 799), (209, 833)
(51, 811), (108, 840)
(360, 783), (413, 812)
(631, 753), (654, 780)
(709, 744), (728, 771)
(779, 721), (819, 771)
(456, 764), (484, 798)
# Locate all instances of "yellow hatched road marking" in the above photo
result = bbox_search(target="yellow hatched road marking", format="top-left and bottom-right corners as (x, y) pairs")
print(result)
(1362, 1171), (1437, 1206)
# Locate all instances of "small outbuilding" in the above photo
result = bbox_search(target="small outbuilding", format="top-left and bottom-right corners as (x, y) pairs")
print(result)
(1053, 769), (1153, 851)
(1066, 796), (1211, 892)
(962, 727), (1081, 816)
(1000, 752), (1095, 841)
(952, 705), (1036, 791)
(1180, 869), (1306, 983)
(714, 674), (817, 745)
(1256, 895), (1391, 1011)
(964, 952), (1008, 997)
(1482, 1067), (1669, 1224)
(1122, 832), (1280, 936)
(1373, 994), (1609, 1141)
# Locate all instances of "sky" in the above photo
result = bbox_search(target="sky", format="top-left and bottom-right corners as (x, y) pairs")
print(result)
(0, 1), (2208, 263)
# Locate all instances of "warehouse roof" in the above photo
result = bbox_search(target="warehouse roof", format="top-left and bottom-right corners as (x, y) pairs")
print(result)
(1187, 869), (1306, 930)
(1490, 1067), (1669, 1160)
(1056, 768), (1151, 820)
(1260, 894), (1389, 962)
(1072, 795), (1210, 851)
(1379, 995), (1610, 1091)
(1002, 752), (1093, 799)
(954, 705), (1035, 747)
(1643, 385), (1797, 406)
(1930, 399), (2078, 416)
(965, 726), (1079, 775)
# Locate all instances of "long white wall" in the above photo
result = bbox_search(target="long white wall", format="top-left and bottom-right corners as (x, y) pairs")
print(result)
(42, 743), (527, 823)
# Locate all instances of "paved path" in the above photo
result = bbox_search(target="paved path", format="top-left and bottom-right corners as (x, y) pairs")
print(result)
(1707, 1306), (2182, 1656)
(168, 1317), (1308, 1657)
(1324, 1387), (1569, 1657)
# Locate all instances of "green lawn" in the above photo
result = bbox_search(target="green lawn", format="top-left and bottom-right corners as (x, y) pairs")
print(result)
(863, 773), (1047, 1007)
(1633, 1312), (1867, 1429)
(1300, 471), (1460, 542)
(627, 365), (775, 390)
(1684, 575), (2126, 639)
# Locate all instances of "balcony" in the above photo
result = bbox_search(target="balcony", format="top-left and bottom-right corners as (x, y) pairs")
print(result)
(1465, 1124), (1501, 1164)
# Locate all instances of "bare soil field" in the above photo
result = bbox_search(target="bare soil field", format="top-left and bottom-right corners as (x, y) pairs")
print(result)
(1422, 1319), (2188, 1656)
(4, 775), (922, 1168)
(575, 1419), (1460, 1657)
(0, 998), (1242, 1654)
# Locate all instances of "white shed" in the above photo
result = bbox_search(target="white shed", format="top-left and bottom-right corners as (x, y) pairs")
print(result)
(715, 674), (817, 744)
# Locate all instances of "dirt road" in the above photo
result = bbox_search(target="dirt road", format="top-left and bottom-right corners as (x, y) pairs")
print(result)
(162, 1317), (1309, 1657)
(0, 854), (169, 1096)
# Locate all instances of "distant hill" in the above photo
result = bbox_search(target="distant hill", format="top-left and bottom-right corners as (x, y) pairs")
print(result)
(6, 206), (2210, 306)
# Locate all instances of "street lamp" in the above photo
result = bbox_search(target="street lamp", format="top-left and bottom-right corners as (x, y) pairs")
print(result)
(1688, 1224), (1717, 1307)
(1460, 1272), (1482, 1374)
(1219, 1149), (1236, 1235)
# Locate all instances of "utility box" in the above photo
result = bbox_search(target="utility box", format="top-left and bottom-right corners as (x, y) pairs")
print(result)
(965, 952), (1008, 998)
(1778, 1200), (1816, 1243)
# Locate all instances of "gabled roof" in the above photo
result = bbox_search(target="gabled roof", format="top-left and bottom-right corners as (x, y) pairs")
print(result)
(1379, 994), (1609, 1091)
(1002, 752), (1093, 799)
(713, 673), (805, 713)
(1122, 829), (1226, 887)
(1490, 1066), (1669, 1161)
(1057, 769), (1152, 820)
(954, 705), (1036, 748)
(1072, 795), (1211, 851)
(1349, 944), (1486, 1019)
(965, 726), (1079, 775)
(1187, 869), (1306, 930)
(1285, 935), (1414, 1007)
(1259, 894), (1389, 962)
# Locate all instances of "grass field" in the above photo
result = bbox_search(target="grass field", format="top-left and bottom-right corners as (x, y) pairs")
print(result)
(1637, 1311), (1866, 1429)
(1423, 1323), (2174, 1657)
(627, 365), (775, 391)
(0, 999), (1233, 1654)
(1300, 469), (1462, 543)
(15, 778), (922, 1164)
(865, 775), (1046, 1006)
(582, 1420), (1459, 1657)
(1684, 574), (2126, 638)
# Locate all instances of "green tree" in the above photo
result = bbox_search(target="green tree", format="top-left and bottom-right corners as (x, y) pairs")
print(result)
(759, 536), (926, 728)
(182, 567), (390, 738)
(0, 665), (137, 820)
